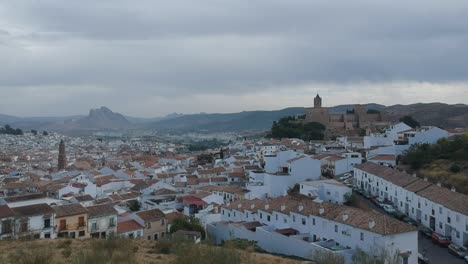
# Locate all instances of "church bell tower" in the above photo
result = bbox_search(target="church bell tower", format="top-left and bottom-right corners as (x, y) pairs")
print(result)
(314, 94), (322, 108)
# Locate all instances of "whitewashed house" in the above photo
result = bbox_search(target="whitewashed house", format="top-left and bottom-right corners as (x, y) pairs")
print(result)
(210, 197), (418, 264)
(300, 180), (351, 204)
(11, 203), (56, 239)
(87, 204), (118, 239)
(354, 162), (468, 247)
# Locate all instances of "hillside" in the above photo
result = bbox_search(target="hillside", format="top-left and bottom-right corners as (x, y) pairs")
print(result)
(385, 103), (468, 128)
(147, 107), (306, 133)
(400, 134), (468, 194)
(0, 239), (304, 264)
(2, 102), (468, 134)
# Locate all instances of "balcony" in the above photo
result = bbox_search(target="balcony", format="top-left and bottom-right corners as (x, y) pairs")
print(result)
(59, 223), (87, 232)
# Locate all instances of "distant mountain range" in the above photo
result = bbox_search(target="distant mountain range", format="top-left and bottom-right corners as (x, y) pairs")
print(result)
(1, 103), (467, 135)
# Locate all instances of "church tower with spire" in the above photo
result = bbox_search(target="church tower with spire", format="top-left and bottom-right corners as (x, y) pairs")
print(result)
(58, 140), (67, 171)
(314, 94), (322, 108)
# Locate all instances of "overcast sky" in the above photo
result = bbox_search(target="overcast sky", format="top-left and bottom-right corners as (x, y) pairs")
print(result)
(1, 1), (468, 117)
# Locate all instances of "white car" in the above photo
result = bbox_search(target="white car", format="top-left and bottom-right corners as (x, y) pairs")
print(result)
(383, 204), (396, 214)
(464, 255), (468, 263)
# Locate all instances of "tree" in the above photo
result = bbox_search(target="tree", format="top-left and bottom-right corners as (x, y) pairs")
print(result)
(344, 192), (358, 207)
(399, 116), (420, 128)
(43, 131), (49, 136)
(31, 129), (38, 135)
(169, 216), (206, 239)
(127, 200), (140, 212)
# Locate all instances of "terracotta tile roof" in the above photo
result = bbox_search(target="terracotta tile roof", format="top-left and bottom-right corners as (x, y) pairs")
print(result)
(118, 220), (144, 233)
(74, 195), (94, 202)
(368, 154), (396, 161)
(0, 205), (15, 218)
(153, 188), (178, 195)
(356, 163), (468, 216)
(54, 203), (87, 218)
(136, 209), (165, 222)
(12, 203), (54, 217)
(223, 197), (417, 236)
(416, 185), (468, 215)
(166, 211), (187, 224)
(4, 193), (46, 203)
(355, 163), (418, 187)
(86, 204), (118, 218)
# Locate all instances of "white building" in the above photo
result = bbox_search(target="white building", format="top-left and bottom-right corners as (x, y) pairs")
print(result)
(210, 197), (418, 264)
(246, 151), (321, 199)
(11, 203), (56, 239)
(300, 180), (351, 205)
(86, 204), (118, 239)
(354, 162), (468, 247)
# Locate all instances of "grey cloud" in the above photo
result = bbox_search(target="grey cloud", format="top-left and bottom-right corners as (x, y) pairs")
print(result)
(0, 0), (468, 116)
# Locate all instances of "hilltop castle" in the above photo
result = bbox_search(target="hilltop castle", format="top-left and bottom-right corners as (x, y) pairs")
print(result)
(304, 94), (390, 131)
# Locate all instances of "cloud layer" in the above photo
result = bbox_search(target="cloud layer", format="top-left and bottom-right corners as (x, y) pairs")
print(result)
(1, 1), (468, 117)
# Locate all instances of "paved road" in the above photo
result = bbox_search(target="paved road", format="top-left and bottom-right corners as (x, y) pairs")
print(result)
(354, 193), (465, 264)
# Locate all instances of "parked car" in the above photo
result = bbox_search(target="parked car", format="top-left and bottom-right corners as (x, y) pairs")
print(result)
(464, 255), (468, 263)
(393, 211), (406, 220)
(375, 197), (386, 207)
(382, 204), (396, 214)
(418, 253), (430, 264)
(418, 226), (433, 239)
(403, 217), (418, 226)
(431, 233), (451, 247)
(448, 244), (467, 258)
(339, 174), (352, 181)
(364, 192), (372, 199)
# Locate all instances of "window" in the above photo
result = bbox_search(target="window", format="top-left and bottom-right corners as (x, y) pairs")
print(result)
(267, 215), (271, 222)
(1, 220), (12, 234)
(275, 214), (278, 221)
(439, 207), (443, 214)
(78, 216), (85, 227)
(147, 222), (152, 229)
(447, 217), (451, 224)
(20, 222), (28, 233)
(293, 215), (296, 222)
(260, 213), (263, 219)
(283, 218), (287, 224)
(109, 217), (115, 227)
(44, 218), (51, 228)
(222, 210), (225, 215)
(246, 213), (249, 218)
(301, 185), (303, 189)
(79, 231), (85, 237)
(412, 208), (414, 214)
(312, 218), (316, 225)
(439, 222), (443, 229)
(334, 225), (338, 233)
(147, 236), (151, 240)
(432, 209), (435, 215)
(302, 218), (306, 225)
(44, 233), (51, 239)
(91, 222), (97, 231)
(360, 232), (364, 241)
(154, 234), (159, 240)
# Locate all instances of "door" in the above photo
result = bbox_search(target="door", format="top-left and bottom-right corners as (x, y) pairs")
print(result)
(60, 219), (67, 231)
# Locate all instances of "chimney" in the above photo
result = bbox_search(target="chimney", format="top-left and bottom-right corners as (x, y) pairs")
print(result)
(298, 204), (304, 212)
(265, 204), (269, 210)
(436, 182), (442, 187)
(342, 213), (349, 222)
(319, 206), (325, 215)
(281, 204), (286, 211)
(251, 204), (255, 209)
(451, 186), (456, 192)
(368, 219), (376, 229)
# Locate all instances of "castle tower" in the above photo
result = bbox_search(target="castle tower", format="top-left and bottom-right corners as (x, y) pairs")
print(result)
(58, 140), (67, 170)
(314, 94), (322, 108)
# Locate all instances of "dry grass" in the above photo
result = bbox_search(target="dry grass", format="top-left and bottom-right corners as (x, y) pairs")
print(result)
(0, 239), (304, 264)
(418, 159), (468, 193)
